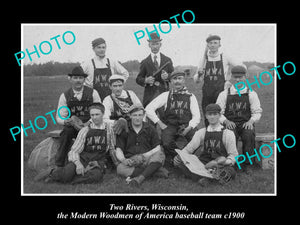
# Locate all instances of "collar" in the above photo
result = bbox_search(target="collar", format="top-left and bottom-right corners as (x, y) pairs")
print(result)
(230, 85), (249, 95)
(207, 51), (222, 61)
(89, 120), (106, 129)
(171, 86), (191, 95)
(94, 55), (107, 61)
(207, 123), (224, 132)
(128, 121), (149, 133)
(150, 52), (161, 61)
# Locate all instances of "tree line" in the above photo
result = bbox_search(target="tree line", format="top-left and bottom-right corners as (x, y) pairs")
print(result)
(24, 60), (273, 77)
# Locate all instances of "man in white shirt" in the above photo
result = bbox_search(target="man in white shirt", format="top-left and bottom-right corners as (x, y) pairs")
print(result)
(174, 104), (238, 185)
(136, 33), (174, 107)
(193, 34), (244, 126)
(54, 66), (101, 167)
(146, 70), (201, 161)
(216, 66), (262, 172)
(102, 74), (142, 166)
(81, 37), (129, 101)
(103, 75), (142, 123)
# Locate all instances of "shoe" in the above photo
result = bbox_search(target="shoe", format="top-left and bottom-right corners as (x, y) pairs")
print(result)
(34, 166), (55, 182)
(198, 177), (210, 187)
(129, 175), (145, 187)
(241, 165), (253, 175)
(153, 167), (169, 178)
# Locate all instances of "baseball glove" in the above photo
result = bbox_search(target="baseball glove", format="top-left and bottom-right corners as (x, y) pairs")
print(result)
(128, 154), (146, 167)
(70, 115), (84, 131)
(113, 118), (129, 135)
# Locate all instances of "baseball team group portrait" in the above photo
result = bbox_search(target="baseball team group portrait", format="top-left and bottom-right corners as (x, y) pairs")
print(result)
(22, 24), (275, 194)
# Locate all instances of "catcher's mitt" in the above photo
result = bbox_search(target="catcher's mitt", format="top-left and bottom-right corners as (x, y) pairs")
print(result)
(128, 154), (146, 167)
(210, 166), (236, 185)
(113, 118), (129, 135)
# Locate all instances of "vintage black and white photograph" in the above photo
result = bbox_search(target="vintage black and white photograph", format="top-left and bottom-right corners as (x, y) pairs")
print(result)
(20, 23), (276, 195)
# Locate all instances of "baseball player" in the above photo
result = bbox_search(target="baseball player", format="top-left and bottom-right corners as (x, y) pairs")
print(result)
(81, 37), (129, 101)
(34, 103), (115, 184)
(54, 66), (101, 167)
(115, 105), (167, 186)
(174, 104), (238, 185)
(145, 70), (201, 163)
(193, 34), (244, 126)
(216, 65), (262, 173)
(102, 74), (142, 130)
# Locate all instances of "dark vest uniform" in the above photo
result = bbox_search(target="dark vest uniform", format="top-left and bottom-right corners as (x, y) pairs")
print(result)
(203, 54), (225, 98)
(110, 90), (133, 121)
(199, 128), (227, 164)
(224, 88), (251, 125)
(80, 126), (108, 167)
(92, 58), (112, 101)
(163, 92), (192, 126)
(64, 86), (93, 123)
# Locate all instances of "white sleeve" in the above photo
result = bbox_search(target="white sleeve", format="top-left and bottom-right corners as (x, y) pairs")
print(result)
(55, 93), (68, 125)
(188, 94), (201, 128)
(111, 59), (129, 81)
(92, 89), (101, 103)
(102, 96), (113, 122)
(128, 90), (142, 106)
(182, 128), (206, 154)
(81, 60), (94, 88)
(216, 90), (228, 123)
(145, 92), (169, 124)
(223, 129), (239, 163)
(249, 91), (262, 123)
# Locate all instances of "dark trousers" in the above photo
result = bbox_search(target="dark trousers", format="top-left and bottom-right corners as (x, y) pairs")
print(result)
(230, 122), (256, 165)
(51, 162), (105, 184)
(161, 124), (196, 158)
(55, 126), (78, 167)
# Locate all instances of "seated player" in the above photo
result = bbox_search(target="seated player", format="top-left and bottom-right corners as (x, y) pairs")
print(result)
(34, 103), (115, 184)
(115, 105), (167, 186)
(54, 66), (101, 167)
(145, 70), (200, 163)
(174, 104), (238, 185)
(216, 65), (262, 172)
(103, 74), (142, 132)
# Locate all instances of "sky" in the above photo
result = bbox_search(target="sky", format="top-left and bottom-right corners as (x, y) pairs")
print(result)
(21, 24), (275, 67)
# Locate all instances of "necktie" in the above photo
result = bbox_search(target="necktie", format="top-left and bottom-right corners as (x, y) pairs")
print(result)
(153, 55), (159, 69)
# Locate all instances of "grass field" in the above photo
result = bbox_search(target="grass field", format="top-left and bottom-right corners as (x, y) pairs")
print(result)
(23, 73), (275, 194)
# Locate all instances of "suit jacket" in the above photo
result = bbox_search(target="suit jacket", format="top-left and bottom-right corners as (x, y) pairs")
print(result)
(136, 53), (174, 106)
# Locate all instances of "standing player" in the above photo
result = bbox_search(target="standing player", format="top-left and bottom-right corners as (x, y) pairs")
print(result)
(194, 34), (244, 126)
(81, 37), (129, 101)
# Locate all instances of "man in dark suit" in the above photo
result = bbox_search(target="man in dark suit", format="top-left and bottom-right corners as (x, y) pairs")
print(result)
(136, 33), (174, 107)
